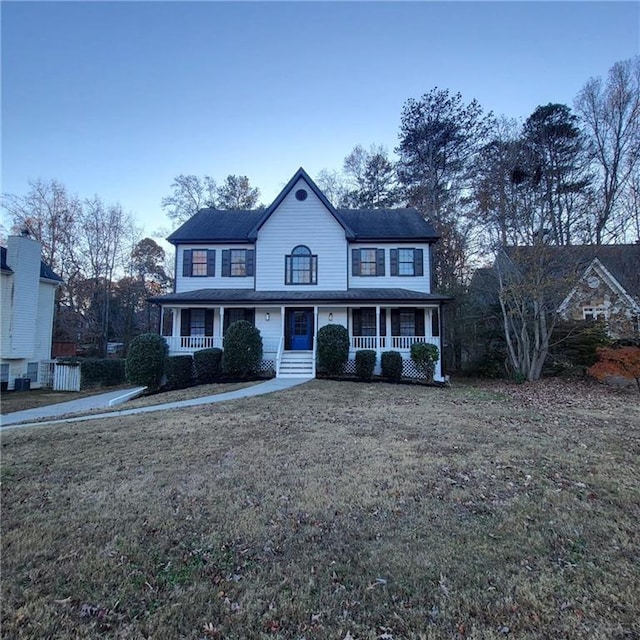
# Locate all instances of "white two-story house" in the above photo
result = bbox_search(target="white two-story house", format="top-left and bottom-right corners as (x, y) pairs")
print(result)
(152, 168), (451, 379)
(1, 232), (63, 390)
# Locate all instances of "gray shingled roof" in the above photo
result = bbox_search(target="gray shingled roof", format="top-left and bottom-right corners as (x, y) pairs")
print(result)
(150, 288), (452, 305)
(0, 246), (62, 282)
(167, 167), (439, 245)
(167, 206), (438, 244)
(504, 244), (640, 299)
(336, 209), (439, 241)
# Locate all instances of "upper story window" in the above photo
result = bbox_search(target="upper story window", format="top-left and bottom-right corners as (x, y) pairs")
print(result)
(583, 306), (608, 321)
(222, 249), (255, 277)
(285, 245), (317, 285)
(390, 248), (423, 277)
(351, 248), (385, 276)
(183, 249), (215, 277)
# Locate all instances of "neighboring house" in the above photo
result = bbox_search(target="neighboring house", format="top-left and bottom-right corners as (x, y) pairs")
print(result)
(1, 232), (63, 390)
(555, 244), (640, 339)
(476, 244), (640, 339)
(152, 167), (451, 379)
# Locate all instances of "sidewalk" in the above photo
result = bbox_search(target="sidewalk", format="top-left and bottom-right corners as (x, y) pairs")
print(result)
(0, 377), (310, 430)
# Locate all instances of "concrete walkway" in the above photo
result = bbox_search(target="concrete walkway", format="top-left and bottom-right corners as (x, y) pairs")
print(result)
(0, 377), (310, 430)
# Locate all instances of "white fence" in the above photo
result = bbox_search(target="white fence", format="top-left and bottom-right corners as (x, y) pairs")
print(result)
(53, 362), (81, 391)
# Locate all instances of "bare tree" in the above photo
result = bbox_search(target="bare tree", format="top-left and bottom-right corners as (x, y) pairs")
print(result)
(575, 56), (640, 243)
(343, 144), (400, 208)
(315, 169), (350, 207)
(79, 197), (135, 355)
(161, 174), (217, 224)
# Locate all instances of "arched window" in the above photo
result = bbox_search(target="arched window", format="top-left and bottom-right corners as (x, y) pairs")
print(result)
(285, 245), (317, 285)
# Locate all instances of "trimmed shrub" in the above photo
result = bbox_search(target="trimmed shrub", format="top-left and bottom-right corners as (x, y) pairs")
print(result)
(194, 347), (223, 383)
(355, 350), (376, 381)
(79, 358), (126, 389)
(546, 320), (611, 375)
(410, 342), (440, 381)
(381, 350), (403, 382)
(125, 333), (168, 390)
(316, 324), (349, 376)
(164, 355), (193, 390)
(223, 321), (263, 377)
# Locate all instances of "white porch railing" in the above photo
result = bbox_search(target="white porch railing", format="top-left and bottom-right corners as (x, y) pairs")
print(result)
(275, 337), (284, 376)
(164, 336), (222, 352)
(165, 335), (281, 355)
(350, 336), (439, 351)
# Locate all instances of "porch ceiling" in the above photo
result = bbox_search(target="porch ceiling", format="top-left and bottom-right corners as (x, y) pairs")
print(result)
(151, 288), (453, 306)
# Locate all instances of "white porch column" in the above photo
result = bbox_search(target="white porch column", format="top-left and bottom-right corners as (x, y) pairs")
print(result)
(219, 307), (225, 339)
(376, 305), (381, 360)
(313, 306), (318, 345)
(280, 305), (285, 347)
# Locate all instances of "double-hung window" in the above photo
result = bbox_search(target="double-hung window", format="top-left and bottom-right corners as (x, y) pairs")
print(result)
(352, 308), (386, 337)
(390, 308), (425, 337)
(583, 306), (607, 321)
(351, 248), (385, 276)
(222, 249), (255, 277)
(285, 245), (317, 285)
(183, 249), (215, 277)
(390, 248), (423, 277)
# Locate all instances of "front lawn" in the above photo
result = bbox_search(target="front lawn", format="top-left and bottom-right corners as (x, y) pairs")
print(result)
(1, 379), (638, 639)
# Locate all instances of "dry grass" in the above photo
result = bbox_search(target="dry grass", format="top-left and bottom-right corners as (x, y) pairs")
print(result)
(1, 379), (639, 639)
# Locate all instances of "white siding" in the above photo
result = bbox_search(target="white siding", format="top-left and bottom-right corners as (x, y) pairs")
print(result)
(255, 178), (348, 291)
(175, 244), (255, 292)
(0, 274), (12, 359)
(35, 282), (57, 361)
(349, 242), (432, 293)
(6, 236), (41, 358)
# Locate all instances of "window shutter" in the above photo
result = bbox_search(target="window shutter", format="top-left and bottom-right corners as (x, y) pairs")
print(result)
(205, 309), (214, 336)
(376, 249), (385, 276)
(222, 250), (231, 277)
(352, 249), (361, 276)
(180, 309), (191, 336)
(244, 308), (255, 325)
(390, 249), (398, 276)
(352, 309), (362, 336)
(379, 309), (387, 336)
(182, 250), (193, 277)
(391, 309), (400, 336)
(246, 250), (255, 277)
(431, 308), (440, 337)
(415, 249), (424, 277)
(415, 309), (425, 337)
(207, 250), (216, 277)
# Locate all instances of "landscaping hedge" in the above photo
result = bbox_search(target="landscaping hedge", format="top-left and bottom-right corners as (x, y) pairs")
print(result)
(164, 355), (193, 390)
(410, 342), (440, 381)
(125, 333), (168, 390)
(355, 349), (376, 381)
(317, 324), (349, 375)
(194, 347), (223, 383)
(223, 321), (263, 377)
(79, 358), (126, 389)
(381, 350), (403, 382)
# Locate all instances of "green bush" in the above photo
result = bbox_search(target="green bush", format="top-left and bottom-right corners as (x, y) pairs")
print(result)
(223, 321), (263, 377)
(316, 324), (349, 376)
(546, 320), (611, 375)
(381, 350), (403, 382)
(125, 333), (168, 390)
(355, 350), (376, 381)
(79, 358), (126, 389)
(410, 342), (440, 381)
(194, 348), (223, 383)
(164, 355), (193, 390)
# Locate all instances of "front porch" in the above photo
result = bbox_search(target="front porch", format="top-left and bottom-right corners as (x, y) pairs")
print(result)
(159, 304), (444, 380)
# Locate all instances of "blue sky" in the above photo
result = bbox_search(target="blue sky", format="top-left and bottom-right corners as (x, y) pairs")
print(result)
(2, 1), (638, 238)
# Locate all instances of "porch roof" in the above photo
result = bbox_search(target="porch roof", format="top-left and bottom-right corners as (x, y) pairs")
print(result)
(151, 288), (453, 306)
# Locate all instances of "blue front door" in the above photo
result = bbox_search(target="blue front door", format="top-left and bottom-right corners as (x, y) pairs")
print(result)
(288, 308), (313, 350)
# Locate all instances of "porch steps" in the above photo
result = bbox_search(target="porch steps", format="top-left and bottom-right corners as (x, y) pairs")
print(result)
(278, 351), (314, 378)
